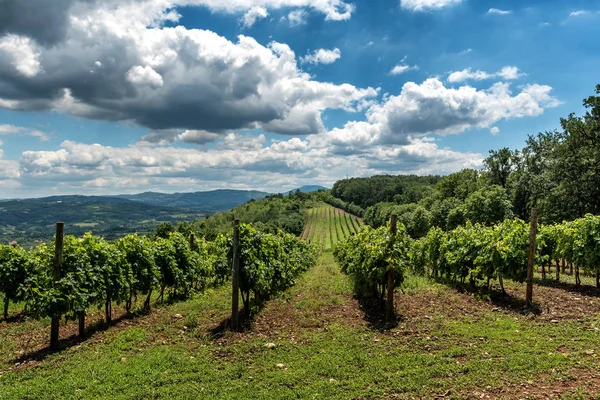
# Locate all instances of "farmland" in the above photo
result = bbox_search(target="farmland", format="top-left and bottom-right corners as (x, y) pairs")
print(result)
(3, 206), (600, 399)
(301, 203), (362, 251)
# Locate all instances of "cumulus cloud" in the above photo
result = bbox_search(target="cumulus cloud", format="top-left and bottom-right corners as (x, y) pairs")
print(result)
(126, 66), (164, 88)
(8, 72), (560, 196)
(0, 1), (375, 137)
(178, 130), (221, 145)
(490, 126), (500, 135)
(301, 48), (342, 64)
(448, 66), (524, 83)
(337, 78), (560, 145)
(0, 124), (49, 141)
(400, 0), (462, 12)
(242, 6), (269, 28)
(487, 8), (512, 15)
(0, 34), (42, 77)
(194, 0), (355, 21)
(11, 131), (483, 197)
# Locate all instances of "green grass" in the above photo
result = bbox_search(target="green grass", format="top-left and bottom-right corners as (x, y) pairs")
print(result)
(2, 254), (600, 399)
(4, 213), (600, 399)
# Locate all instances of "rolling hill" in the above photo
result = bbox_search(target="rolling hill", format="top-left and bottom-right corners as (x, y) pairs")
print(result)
(115, 189), (269, 212)
(0, 198), (203, 245)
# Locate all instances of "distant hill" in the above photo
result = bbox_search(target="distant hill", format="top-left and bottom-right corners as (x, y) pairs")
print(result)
(285, 185), (329, 194)
(0, 198), (203, 245)
(115, 189), (269, 212)
(0, 187), (328, 245)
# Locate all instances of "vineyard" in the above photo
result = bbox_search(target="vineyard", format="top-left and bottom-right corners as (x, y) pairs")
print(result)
(3, 207), (600, 398)
(0, 224), (316, 348)
(301, 203), (362, 251)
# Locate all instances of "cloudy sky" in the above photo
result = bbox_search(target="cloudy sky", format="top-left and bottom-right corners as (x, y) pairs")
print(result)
(0, 0), (599, 198)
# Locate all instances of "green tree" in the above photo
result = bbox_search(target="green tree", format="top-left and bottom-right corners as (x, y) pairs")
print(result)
(463, 185), (514, 226)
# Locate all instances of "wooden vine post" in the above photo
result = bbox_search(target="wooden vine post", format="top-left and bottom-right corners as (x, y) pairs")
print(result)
(231, 219), (240, 331)
(386, 215), (397, 324)
(526, 208), (538, 308)
(50, 222), (64, 349)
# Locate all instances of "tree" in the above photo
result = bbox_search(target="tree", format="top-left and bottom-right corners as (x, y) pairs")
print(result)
(155, 222), (176, 239)
(484, 148), (518, 188)
(463, 185), (514, 226)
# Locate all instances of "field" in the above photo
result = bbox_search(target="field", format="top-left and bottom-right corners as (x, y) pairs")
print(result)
(2, 207), (600, 399)
(301, 203), (362, 250)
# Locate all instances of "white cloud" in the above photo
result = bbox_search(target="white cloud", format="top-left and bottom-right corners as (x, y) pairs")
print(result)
(497, 66), (521, 80)
(400, 0), (462, 12)
(301, 48), (342, 64)
(487, 8), (512, 15)
(364, 78), (559, 142)
(8, 74), (560, 196)
(126, 65), (164, 89)
(192, 0), (354, 21)
(390, 64), (419, 75)
(0, 34), (42, 77)
(0, 2), (376, 137)
(448, 66), (524, 83)
(288, 9), (308, 26)
(241, 6), (269, 28)
(490, 126), (500, 135)
(178, 130), (221, 145)
(0, 124), (49, 141)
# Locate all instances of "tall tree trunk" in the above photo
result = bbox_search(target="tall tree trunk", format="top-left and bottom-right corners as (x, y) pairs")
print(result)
(562, 259), (566, 274)
(555, 260), (560, 282)
(3, 297), (8, 319)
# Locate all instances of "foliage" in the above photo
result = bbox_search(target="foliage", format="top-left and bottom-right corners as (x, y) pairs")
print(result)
(186, 191), (320, 240)
(333, 223), (411, 299)
(234, 224), (317, 314)
(410, 219), (529, 288)
(331, 175), (440, 209)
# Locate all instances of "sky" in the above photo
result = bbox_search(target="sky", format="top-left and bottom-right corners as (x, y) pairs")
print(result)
(0, 0), (599, 198)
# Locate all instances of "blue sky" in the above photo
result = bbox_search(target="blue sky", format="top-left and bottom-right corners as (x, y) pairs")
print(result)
(0, 0), (599, 198)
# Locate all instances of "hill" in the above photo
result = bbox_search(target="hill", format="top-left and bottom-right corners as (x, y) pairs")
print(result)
(115, 189), (269, 212)
(284, 185), (328, 194)
(0, 198), (203, 245)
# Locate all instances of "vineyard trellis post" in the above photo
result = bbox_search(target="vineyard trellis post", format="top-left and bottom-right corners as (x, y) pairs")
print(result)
(231, 219), (240, 331)
(526, 208), (538, 308)
(50, 222), (64, 349)
(386, 215), (397, 324)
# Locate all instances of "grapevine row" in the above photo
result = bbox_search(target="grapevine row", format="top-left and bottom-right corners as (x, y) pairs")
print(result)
(0, 225), (317, 344)
(334, 213), (600, 305)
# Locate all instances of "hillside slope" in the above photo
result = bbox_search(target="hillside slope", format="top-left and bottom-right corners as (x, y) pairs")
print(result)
(0, 198), (203, 244)
(116, 189), (269, 212)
